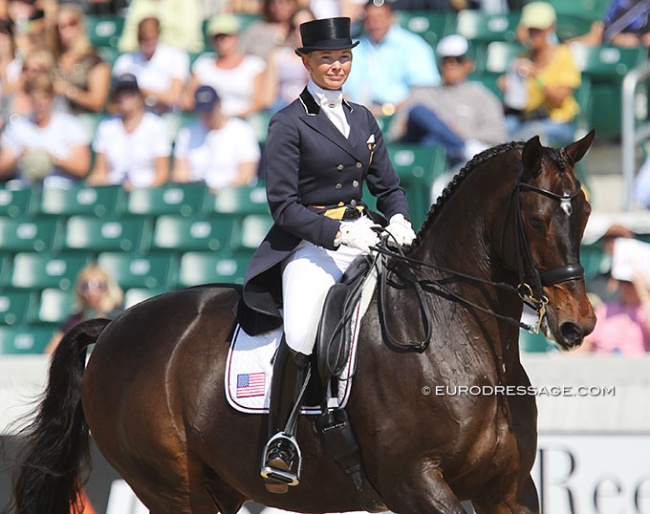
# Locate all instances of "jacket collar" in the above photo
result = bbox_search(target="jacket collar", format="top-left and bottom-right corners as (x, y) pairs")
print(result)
(299, 87), (353, 116)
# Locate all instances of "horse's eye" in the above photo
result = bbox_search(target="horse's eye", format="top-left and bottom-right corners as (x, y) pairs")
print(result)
(529, 215), (545, 231)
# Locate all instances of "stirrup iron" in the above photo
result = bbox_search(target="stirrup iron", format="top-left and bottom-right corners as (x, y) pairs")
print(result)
(260, 432), (302, 486)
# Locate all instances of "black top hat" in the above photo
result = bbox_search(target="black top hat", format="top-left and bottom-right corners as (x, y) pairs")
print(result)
(295, 17), (359, 56)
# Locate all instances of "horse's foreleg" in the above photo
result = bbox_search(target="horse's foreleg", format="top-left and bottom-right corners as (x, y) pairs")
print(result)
(383, 467), (467, 514)
(471, 474), (539, 514)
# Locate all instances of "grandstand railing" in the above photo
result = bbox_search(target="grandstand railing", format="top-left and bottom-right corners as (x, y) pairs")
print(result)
(622, 62), (650, 211)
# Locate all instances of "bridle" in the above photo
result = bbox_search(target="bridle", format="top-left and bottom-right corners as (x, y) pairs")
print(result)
(374, 161), (586, 350)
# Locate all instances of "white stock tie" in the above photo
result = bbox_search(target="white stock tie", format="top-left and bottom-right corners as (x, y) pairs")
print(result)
(322, 97), (350, 139)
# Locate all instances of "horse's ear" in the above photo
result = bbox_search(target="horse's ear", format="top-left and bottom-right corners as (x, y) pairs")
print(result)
(521, 135), (543, 178)
(564, 129), (596, 165)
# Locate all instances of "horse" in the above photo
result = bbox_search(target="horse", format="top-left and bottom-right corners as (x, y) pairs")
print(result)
(8, 131), (597, 514)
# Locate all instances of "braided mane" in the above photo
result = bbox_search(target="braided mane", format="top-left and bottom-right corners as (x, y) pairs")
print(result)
(410, 140), (524, 252)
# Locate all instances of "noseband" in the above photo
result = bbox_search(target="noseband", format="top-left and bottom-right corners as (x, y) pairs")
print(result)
(506, 164), (584, 331)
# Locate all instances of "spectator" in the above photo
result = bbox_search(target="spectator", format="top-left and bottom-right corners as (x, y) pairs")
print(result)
(387, 34), (507, 167)
(183, 14), (266, 118)
(501, 1), (581, 146)
(44, 263), (124, 355)
(7, 0), (49, 56)
(112, 16), (190, 114)
(173, 85), (260, 191)
(3, 47), (55, 118)
(52, 4), (111, 114)
(0, 18), (21, 118)
(567, 0), (650, 47)
(343, 0), (441, 118)
(307, 0), (366, 20)
(0, 71), (90, 187)
(118, 0), (204, 53)
(87, 73), (171, 189)
(582, 245), (650, 355)
(239, 0), (297, 61)
(587, 223), (635, 305)
(262, 6), (314, 113)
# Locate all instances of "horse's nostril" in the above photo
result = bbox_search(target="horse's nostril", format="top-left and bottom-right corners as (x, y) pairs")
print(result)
(560, 322), (584, 345)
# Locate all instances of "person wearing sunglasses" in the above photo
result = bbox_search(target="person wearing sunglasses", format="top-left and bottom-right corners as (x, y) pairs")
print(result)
(44, 263), (124, 355)
(387, 34), (508, 169)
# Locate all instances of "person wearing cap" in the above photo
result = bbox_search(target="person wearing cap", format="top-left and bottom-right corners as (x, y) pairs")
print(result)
(117, 0), (203, 53)
(342, 0), (441, 118)
(387, 34), (507, 168)
(0, 71), (91, 187)
(112, 16), (189, 114)
(501, 1), (581, 146)
(87, 73), (171, 189)
(183, 13), (266, 119)
(172, 85), (261, 191)
(239, 16), (415, 491)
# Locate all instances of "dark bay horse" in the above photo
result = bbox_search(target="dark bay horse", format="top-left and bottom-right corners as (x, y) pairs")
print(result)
(10, 132), (596, 514)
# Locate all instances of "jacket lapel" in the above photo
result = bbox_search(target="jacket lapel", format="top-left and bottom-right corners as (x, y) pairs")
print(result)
(298, 88), (366, 162)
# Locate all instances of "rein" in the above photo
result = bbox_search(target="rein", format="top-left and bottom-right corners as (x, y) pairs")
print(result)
(374, 163), (585, 347)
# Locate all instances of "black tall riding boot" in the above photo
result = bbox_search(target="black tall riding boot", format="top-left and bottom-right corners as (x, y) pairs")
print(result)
(260, 338), (309, 490)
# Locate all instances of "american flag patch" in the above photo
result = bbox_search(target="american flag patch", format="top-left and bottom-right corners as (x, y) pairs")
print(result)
(236, 372), (266, 398)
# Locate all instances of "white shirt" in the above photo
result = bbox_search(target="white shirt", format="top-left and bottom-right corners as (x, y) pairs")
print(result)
(112, 43), (190, 96)
(191, 53), (266, 118)
(307, 79), (350, 138)
(174, 117), (260, 190)
(1, 112), (88, 188)
(92, 112), (171, 187)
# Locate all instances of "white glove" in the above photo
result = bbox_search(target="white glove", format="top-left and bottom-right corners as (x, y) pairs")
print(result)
(334, 222), (380, 254)
(384, 214), (416, 248)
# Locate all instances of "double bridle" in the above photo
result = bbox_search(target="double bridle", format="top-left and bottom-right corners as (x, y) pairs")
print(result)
(374, 162), (586, 351)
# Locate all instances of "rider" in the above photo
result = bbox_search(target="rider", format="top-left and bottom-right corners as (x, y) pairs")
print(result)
(239, 16), (416, 491)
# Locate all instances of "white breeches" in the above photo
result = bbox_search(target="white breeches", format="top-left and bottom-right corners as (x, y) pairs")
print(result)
(281, 216), (374, 355)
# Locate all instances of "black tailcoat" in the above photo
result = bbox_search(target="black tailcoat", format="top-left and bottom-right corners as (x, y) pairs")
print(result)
(240, 88), (409, 333)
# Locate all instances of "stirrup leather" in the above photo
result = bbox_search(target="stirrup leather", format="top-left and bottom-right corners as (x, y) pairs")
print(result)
(260, 432), (302, 486)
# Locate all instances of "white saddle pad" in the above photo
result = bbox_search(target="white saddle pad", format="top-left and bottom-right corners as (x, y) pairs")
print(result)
(225, 268), (378, 415)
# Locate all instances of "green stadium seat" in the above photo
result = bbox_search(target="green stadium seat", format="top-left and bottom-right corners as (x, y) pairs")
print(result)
(204, 185), (270, 217)
(245, 111), (272, 144)
(0, 325), (56, 354)
(231, 214), (274, 254)
(97, 252), (176, 289)
(125, 183), (208, 217)
(555, 14), (595, 42)
(62, 217), (150, 253)
(84, 14), (124, 48)
(570, 44), (647, 139)
(124, 288), (167, 309)
(455, 11), (519, 44)
(0, 291), (35, 325)
(32, 288), (75, 326)
(76, 112), (109, 142)
(547, 0), (610, 23)
(36, 185), (125, 218)
(580, 242), (606, 281)
(151, 216), (234, 252)
(96, 46), (121, 67)
(178, 252), (250, 287)
(0, 218), (60, 253)
(163, 112), (198, 143)
(4, 252), (90, 290)
(397, 11), (454, 47)
(0, 188), (33, 218)
(386, 144), (447, 229)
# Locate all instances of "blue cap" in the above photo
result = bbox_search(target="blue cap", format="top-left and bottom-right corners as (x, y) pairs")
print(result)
(194, 85), (220, 114)
(114, 73), (140, 94)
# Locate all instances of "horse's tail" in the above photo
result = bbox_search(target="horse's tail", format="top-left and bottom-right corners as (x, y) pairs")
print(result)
(9, 318), (111, 514)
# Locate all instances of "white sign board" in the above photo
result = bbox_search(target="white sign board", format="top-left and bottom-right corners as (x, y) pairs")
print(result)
(534, 434), (650, 514)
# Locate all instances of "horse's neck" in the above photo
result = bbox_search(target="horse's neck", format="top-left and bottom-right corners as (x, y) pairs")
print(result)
(413, 165), (525, 379)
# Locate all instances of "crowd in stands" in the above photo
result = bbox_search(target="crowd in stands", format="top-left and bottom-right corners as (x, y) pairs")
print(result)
(0, 0), (649, 355)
